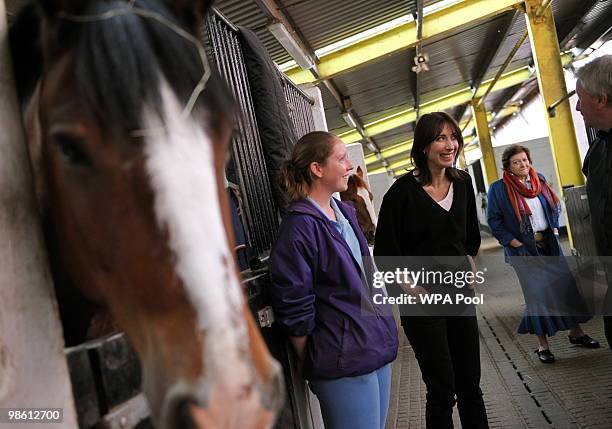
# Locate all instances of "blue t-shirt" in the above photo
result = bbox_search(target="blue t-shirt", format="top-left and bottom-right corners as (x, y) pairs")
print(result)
(307, 197), (365, 273)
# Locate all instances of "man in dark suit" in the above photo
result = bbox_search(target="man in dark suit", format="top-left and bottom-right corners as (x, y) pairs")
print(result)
(576, 55), (612, 348)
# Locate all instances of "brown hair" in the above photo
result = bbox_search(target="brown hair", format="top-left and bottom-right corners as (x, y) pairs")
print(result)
(410, 112), (464, 185)
(501, 144), (532, 170)
(280, 131), (339, 201)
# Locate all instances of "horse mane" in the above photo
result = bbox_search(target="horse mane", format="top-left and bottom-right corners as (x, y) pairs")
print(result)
(10, 0), (234, 137)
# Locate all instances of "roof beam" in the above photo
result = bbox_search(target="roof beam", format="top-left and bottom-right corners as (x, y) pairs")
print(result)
(255, 0), (393, 171)
(339, 64), (535, 144)
(573, 7), (612, 53)
(559, 0), (599, 48)
(285, 0), (525, 84)
(252, 0), (316, 60)
(338, 51), (574, 145)
(492, 0), (612, 137)
(413, 0), (424, 115)
(410, 47), (419, 112)
(487, 0), (605, 130)
(471, 10), (518, 96)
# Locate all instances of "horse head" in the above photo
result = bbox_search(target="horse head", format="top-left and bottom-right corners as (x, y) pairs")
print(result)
(10, 0), (283, 427)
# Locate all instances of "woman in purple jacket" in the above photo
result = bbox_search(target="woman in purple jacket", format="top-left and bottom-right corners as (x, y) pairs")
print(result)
(269, 131), (399, 429)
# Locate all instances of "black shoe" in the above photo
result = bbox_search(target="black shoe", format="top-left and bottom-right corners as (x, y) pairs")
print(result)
(568, 334), (600, 348)
(535, 349), (555, 363)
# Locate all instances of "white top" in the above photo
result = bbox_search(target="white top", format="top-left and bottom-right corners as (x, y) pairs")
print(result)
(525, 196), (549, 231)
(437, 182), (454, 212)
(356, 186), (378, 226)
(525, 177), (549, 232)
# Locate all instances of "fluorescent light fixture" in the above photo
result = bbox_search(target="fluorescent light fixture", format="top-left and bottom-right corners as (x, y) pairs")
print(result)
(278, 60), (297, 72)
(366, 141), (377, 152)
(381, 159), (390, 168)
(313, 0), (461, 58)
(342, 111), (358, 129)
(268, 22), (315, 70)
(315, 14), (414, 58)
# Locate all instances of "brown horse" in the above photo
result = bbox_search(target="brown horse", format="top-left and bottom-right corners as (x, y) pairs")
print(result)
(9, 0), (283, 427)
(340, 171), (376, 244)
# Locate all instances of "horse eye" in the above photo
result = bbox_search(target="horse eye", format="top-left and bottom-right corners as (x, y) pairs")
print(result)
(52, 134), (91, 166)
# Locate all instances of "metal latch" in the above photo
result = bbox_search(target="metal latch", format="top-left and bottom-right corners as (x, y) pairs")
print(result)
(257, 306), (275, 328)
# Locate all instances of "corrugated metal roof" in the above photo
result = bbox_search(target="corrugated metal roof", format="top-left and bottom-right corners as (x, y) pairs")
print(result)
(214, 0), (293, 63)
(211, 0), (610, 172)
(213, 0), (445, 63)
(9, 0), (610, 177)
(279, 0), (440, 52)
(325, 104), (348, 133)
(573, 0), (612, 49)
(374, 127), (414, 148)
(331, 54), (415, 125)
(420, 16), (507, 92)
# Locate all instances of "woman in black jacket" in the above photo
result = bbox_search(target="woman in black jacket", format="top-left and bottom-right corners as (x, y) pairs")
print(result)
(374, 112), (488, 429)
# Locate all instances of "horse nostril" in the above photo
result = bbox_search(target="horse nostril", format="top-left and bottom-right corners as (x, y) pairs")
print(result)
(174, 397), (198, 429)
(239, 383), (254, 399)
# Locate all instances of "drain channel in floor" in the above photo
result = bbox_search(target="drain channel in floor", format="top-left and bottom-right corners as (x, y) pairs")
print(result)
(481, 313), (555, 428)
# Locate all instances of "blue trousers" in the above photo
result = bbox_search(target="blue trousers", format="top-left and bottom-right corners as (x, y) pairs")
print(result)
(309, 363), (392, 429)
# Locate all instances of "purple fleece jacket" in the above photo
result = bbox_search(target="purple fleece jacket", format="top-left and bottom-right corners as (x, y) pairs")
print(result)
(269, 198), (398, 380)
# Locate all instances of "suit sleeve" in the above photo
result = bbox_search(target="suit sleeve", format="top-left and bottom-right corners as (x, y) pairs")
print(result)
(269, 219), (316, 337)
(487, 182), (515, 247)
(465, 177), (482, 256)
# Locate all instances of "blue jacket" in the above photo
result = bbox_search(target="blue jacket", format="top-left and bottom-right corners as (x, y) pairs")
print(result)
(269, 198), (398, 380)
(487, 175), (561, 260)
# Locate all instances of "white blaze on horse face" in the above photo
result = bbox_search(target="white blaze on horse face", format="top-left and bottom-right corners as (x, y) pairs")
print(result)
(143, 83), (251, 405)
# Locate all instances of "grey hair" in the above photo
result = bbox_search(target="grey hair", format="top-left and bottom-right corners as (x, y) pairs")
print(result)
(575, 55), (612, 105)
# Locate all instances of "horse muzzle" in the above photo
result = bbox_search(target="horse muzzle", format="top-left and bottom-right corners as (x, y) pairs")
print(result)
(157, 359), (285, 429)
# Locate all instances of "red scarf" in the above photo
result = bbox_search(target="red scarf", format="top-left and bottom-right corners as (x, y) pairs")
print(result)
(502, 167), (560, 222)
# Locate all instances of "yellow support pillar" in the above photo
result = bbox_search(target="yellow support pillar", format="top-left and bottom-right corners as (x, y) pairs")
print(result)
(471, 98), (498, 184)
(524, 0), (583, 187)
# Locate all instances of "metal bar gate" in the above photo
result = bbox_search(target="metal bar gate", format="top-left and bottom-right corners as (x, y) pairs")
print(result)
(205, 9), (319, 429)
(207, 10), (279, 257)
(281, 74), (316, 140)
(206, 9), (316, 259)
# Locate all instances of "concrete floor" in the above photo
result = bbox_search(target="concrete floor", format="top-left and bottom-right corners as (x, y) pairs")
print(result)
(386, 235), (612, 429)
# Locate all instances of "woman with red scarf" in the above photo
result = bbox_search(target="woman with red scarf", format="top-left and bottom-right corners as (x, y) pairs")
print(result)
(487, 145), (599, 364)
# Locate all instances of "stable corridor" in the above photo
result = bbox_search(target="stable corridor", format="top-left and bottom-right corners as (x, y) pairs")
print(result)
(387, 235), (612, 429)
